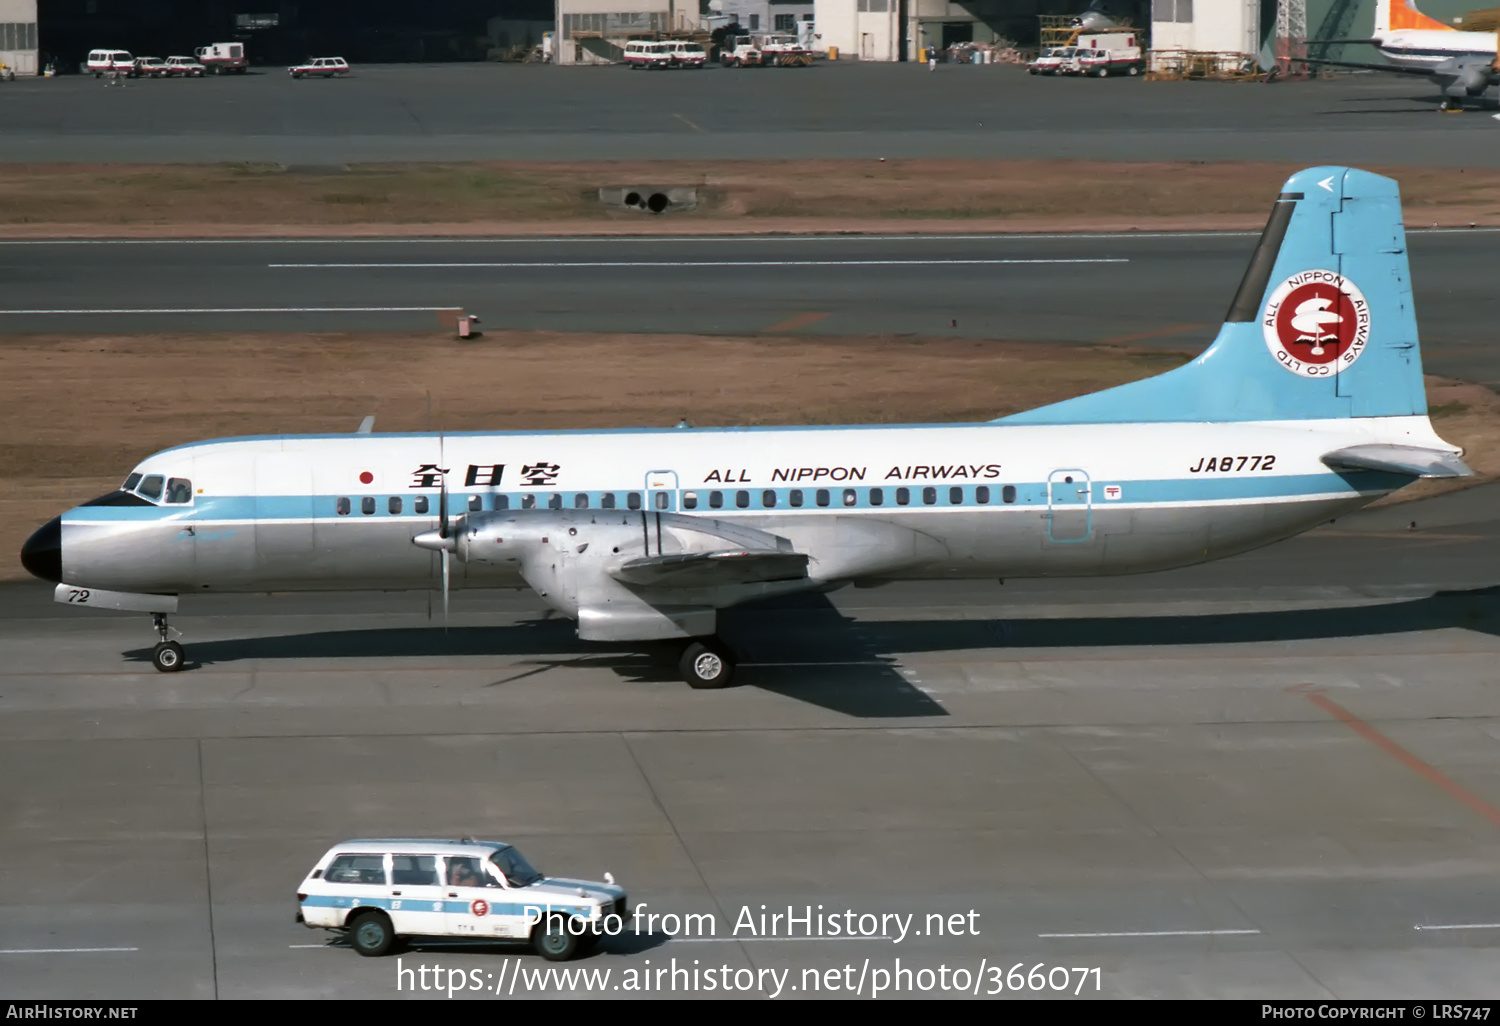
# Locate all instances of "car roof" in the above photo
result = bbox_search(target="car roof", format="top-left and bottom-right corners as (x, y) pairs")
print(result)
(325, 838), (512, 857)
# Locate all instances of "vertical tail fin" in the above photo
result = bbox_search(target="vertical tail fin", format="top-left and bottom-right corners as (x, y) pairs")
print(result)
(1002, 167), (1426, 425)
(1376, 0), (1454, 34)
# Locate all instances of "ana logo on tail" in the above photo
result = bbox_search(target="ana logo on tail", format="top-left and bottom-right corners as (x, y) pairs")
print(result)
(1262, 270), (1371, 378)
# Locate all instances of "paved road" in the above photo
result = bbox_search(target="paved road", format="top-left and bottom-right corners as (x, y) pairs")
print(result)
(1, 484), (1498, 997)
(3, 63), (1500, 164)
(4, 229), (1498, 384)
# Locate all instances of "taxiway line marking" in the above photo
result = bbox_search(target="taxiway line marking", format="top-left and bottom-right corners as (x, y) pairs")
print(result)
(0, 947), (139, 954)
(1413, 923), (1500, 931)
(0, 306), (452, 315)
(1298, 688), (1500, 829)
(765, 311), (831, 332)
(266, 258), (1130, 269)
(1037, 929), (1260, 939)
(672, 112), (704, 133)
(668, 935), (894, 943)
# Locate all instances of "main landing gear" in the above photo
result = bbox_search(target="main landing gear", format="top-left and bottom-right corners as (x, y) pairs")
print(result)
(151, 612), (185, 673)
(678, 638), (735, 689)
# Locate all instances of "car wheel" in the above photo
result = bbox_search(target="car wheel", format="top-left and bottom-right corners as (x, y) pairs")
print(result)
(1097, 67), (1108, 77)
(532, 914), (581, 962)
(348, 911), (395, 957)
(1128, 65), (1140, 76)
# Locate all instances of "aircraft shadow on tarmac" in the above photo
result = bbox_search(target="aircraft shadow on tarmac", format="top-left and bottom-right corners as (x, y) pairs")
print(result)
(120, 586), (1500, 718)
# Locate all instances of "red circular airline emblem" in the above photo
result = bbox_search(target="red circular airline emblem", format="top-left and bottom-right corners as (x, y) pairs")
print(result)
(359, 471), (374, 484)
(470, 899), (488, 917)
(1262, 270), (1370, 379)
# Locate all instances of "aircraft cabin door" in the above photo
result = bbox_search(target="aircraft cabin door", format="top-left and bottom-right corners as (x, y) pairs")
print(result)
(1047, 470), (1092, 542)
(645, 470), (679, 513)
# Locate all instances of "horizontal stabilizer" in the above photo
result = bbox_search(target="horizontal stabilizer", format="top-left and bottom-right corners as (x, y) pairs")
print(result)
(613, 550), (809, 588)
(1321, 444), (1472, 478)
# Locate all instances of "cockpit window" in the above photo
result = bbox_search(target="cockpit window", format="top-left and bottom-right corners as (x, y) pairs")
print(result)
(165, 478), (193, 504)
(137, 475), (164, 501)
(123, 473), (143, 491)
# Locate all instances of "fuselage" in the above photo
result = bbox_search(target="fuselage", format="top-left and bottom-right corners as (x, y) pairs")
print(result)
(1373, 28), (1498, 67)
(46, 414), (1439, 598)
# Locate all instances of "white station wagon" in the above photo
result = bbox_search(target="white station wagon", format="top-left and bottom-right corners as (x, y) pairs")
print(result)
(296, 839), (628, 960)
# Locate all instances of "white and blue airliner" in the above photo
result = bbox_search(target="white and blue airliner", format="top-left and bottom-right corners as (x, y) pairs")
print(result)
(20, 167), (1470, 686)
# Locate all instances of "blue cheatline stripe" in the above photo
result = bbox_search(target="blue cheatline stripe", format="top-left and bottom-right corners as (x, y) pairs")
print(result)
(61, 471), (1404, 524)
(300, 893), (593, 917)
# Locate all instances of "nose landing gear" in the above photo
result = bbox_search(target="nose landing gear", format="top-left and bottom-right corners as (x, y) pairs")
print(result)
(151, 613), (185, 673)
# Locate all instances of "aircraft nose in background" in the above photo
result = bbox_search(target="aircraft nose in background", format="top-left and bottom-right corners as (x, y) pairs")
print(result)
(20, 517), (62, 583)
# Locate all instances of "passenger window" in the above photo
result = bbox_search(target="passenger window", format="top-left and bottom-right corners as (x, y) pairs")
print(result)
(1002, 485), (1017, 504)
(762, 490), (776, 508)
(789, 489), (803, 508)
(494, 494), (509, 510)
(548, 493), (562, 510)
(521, 494), (536, 510)
(137, 475), (164, 501)
(843, 488), (857, 506)
(627, 492), (642, 510)
(816, 489), (830, 507)
(388, 496), (402, 515)
(414, 495), (430, 514)
(896, 487), (910, 506)
(165, 478), (193, 504)
(709, 491), (723, 509)
(682, 491), (698, 510)
(390, 854), (438, 886)
(869, 487), (883, 506)
(445, 856), (498, 888)
(361, 496), (376, 515)
(976, 486), (990, 504)
(922, 487), (937, 505)
(468, 495), (482, 512)
(949, 486), (964, 505)
(123, 472), (143, 491)
(324, 854), (387, 886)
(735, 490), (749, 508)
(655, 491), (670, 510)
(575, 493), (589, 509)
(601, 492), (616, 510)
(336, 497), (351, 515)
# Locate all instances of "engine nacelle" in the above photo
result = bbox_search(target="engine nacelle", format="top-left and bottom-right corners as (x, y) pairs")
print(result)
(1454, 64), (1491, 95)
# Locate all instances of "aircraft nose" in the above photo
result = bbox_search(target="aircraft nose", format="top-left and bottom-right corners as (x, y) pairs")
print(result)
(20, 517), (62, 583)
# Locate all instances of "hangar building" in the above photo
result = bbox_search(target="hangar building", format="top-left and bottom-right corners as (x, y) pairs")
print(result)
(0, 0), (38, 75)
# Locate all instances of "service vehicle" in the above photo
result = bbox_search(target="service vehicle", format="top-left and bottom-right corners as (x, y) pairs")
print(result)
(0, 62), (15, 82)
(194, 42), (248, 73)
(721, 35), (764, 66)
(623, 40), (673, 68)
(758, 33), (814, 66)
(296, 838), (628, 960)
(1076, 46), (1144, 76)
(289, 57), (351, 78)
(666, 41), (708, 67)
(1028, 46), (1075, 74)
(85, 49), (136, 77)
(133, 57), (169, 78)
(163, 56), (206, 77)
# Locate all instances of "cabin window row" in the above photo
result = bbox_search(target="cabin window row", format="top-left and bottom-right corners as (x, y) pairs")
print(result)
(335, 491), (653, 516)
(681, 484), (1018, 510)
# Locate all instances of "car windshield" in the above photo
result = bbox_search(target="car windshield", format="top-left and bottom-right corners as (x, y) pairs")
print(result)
(489, 845), (543, 887)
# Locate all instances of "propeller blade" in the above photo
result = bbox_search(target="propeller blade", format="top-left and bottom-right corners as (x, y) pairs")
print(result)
(441, 549), (450, 626)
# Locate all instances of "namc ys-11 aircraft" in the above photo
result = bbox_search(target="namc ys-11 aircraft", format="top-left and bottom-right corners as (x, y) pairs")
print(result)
(20, 167), (1471, 687)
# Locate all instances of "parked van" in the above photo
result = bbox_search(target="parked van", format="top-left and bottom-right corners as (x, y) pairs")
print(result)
(86, 50), (135, 77)
(623, 40), (673, 68)
(296, 838), (628, 961)
(667, 41), (707, 68)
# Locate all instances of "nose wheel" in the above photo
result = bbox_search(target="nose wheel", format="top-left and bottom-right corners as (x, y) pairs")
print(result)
(679, 638), (735, 689)
(151, 613), (185, 673)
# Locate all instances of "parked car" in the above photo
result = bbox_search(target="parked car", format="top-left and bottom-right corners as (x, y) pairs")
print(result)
(721, 35), (763, 67)
(195, 42), (247, 74)
(164, 56), (206, 77)
(85, 49), (136, 77)
(1075, 46), (1144, 77)
(1028, 46), (1074, 75)
(666, 41), (707, 68)
(288, 57), (350, 78)
(623, 40), (673, 68)
(296, 838), (628, 961)
(133, 57), (169, 78)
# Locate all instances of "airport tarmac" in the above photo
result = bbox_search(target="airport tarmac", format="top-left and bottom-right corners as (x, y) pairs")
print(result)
(2, 63), (1500, 165)
(2, 483), (1498, 999)
(4, 229), (1499, 385)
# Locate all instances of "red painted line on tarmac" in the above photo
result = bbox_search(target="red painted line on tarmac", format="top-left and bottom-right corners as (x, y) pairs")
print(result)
(1294, 686), (1500, 829)
(765, 311), (830, 332)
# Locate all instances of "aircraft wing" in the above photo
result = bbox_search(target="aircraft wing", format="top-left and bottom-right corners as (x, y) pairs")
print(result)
(1298, 56), (1447, 77)
(1321, 444), (1473, 478)
(612, 550), (810, 588)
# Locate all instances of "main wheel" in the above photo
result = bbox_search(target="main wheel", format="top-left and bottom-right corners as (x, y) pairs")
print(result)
(348, 911), (395, 957)
(152, 641), (185, 673)
(532, 914), (581, 961)
(679, 639), (734, 689)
